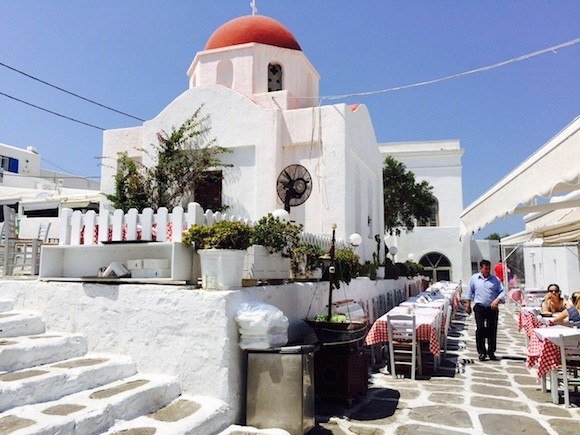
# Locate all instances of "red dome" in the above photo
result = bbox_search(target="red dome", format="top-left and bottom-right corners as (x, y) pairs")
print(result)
(205, 15), (301, 51)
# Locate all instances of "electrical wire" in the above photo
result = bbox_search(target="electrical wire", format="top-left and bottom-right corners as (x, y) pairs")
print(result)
(0, 91), (105, 131)
(0, 61), (146, 122)
(2, 172), (100, 179)
(302, 37), (580, 101)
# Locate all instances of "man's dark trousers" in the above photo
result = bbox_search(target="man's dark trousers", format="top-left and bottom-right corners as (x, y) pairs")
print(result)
(473, 304), (499, 355)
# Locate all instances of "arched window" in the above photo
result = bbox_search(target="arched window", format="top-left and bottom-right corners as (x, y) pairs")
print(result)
(216, 60), (233, 88)
(268, 63), (283, 92)
(419, 252), (452, 282)
(417, 197), (439, 227)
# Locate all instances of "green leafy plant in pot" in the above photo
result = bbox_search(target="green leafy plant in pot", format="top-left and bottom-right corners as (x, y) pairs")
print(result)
(251, 214), (302, 255)
(244, 214), (302, 281)
(291, 243), (324, 280)
(183, 220), (253, 290)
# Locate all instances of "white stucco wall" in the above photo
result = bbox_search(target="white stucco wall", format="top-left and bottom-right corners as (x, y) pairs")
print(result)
(187, 43), (320, 110)
(470, 240), (501, 271)
(379, 140), (469, 282)
(1, 277), (412, 425)
(0, 142), (41, 176)
(522, 245), (580, 295)
(100, 86), (384, 262)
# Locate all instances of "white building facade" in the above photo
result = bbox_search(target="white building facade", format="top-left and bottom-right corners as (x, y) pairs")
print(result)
(0, 142), (100, 230)
(101, 15), (384, 260)
(379, 140), (472, 284)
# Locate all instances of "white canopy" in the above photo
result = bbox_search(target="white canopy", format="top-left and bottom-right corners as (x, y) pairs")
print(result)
(500, 193), (580, 246)
(0, 186), (102, 210)
(461, 116), (580, 239)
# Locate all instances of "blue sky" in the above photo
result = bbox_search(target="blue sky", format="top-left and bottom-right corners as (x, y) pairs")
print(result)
(1, 1), (578, 237)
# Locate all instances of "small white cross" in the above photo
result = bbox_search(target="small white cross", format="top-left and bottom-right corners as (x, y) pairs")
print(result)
(250, 0), (257, 15)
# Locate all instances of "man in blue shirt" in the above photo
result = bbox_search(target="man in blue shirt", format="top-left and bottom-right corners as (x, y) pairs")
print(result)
(466, 259), (505, 361)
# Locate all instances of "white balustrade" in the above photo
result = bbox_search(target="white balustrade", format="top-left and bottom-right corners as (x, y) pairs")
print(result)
(57, 203), (336, 250)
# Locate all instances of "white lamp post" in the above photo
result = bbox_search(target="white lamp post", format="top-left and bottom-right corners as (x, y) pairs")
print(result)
(271, 209), (290, 221)
(349, 233), (362, 248)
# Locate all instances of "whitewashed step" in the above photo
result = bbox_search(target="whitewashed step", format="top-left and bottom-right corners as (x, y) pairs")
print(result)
(0, 310), (45, 338)
(0, 353), (137, 412)
(0, 300), (14, 313)
(0, 333), (87, 373)
(0, 373), (181, 435)
(105, 395), (230, 435)
(220, 425), (291, 435)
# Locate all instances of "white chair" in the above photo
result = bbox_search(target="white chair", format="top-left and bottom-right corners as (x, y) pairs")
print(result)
(440, 303), (453, 361)
(1, 206), (17, 274)
(556, 334), (580, 407)
(421, 308), (442, 372)
(386, 314), (422, 380)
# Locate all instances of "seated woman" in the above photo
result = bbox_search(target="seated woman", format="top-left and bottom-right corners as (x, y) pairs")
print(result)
(541, 284), (565, 313)
(553, 291), (580, 324)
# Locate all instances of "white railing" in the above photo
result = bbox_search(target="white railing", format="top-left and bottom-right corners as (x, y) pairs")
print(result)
(58, 202), (339, 250)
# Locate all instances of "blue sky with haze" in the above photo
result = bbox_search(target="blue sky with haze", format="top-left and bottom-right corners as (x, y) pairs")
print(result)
(1, 1), (578, 237)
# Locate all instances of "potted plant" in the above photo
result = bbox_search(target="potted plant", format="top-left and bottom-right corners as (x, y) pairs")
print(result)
(373, 234), (385, 279)
(244, 214), (302, 281)
(333, 247), (360, 288)
(291, 243), (324, 281)
(183, 220), (253, 290)
(304, 225), (367, 345)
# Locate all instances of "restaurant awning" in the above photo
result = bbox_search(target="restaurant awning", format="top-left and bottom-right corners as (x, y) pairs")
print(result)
(460, 116), (580, 239)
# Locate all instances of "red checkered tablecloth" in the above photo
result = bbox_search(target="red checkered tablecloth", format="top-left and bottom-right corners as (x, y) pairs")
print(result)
(365, 308), (440, 355)
(526, 333), (562, 378)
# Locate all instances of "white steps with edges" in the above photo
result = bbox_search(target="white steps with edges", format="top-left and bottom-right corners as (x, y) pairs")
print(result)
(0, 303), (231, 434)
(0, 332), (88, 373)
(0, 353), (137, 412)
(0, 300), (14, 313)
(0, 310), (45, 338)
(104, 395), (230, 435)
(0, 373), (181, 434)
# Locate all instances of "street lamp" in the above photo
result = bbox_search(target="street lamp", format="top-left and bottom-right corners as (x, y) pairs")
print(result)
(389, 246), (398, 261)
(349, 233), (362, 248)
(271, 209), (290, 221)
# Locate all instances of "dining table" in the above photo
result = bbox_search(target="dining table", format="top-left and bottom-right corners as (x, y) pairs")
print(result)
(365, 305), (441, 355)
(527, 325), (580, 404)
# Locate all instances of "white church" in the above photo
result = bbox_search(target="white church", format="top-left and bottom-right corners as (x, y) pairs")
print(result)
(100, 14), (469, 279)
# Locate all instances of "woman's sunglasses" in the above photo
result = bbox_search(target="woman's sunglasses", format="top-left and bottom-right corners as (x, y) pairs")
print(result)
(548, 290), (560, 294)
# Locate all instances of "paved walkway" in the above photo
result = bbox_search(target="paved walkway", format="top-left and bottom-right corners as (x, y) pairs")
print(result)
(312, 302), (580, 434)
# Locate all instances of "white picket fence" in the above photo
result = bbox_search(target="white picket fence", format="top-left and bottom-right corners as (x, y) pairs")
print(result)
(58, 203), (340, 251)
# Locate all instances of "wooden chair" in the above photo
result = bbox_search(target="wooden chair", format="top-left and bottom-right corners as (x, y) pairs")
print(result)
(440, 303), (453, 361)
(12, 222), (51, 271)
(420, 308), (442, 372)
(556, 333), (580, 407)
(1, 206), (17, 274)
(386, 314), (422, 380)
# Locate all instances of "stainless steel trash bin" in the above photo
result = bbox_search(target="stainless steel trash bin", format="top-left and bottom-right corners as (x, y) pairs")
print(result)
(246, 345), (315, 434)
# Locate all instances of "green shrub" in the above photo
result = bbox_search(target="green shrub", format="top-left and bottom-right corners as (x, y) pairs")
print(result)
(183, 220), (253, 250)
(291, 243), (324, 275)
(334, 247), (360, 288)
(251, 214), (302, 255)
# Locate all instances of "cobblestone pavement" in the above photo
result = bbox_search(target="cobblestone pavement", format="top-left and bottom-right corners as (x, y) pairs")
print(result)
(311, 303), (580, 435)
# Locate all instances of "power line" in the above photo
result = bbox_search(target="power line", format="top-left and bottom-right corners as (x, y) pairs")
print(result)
(0, 91), (105, 131)
(313, 37), (580, 101)
(0, 61), (146, 122)
(3, 172), (100, 179)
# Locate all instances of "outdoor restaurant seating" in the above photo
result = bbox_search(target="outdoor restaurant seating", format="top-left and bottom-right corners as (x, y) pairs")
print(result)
(365, 281), (461, 379)
(525, 306), (580, 407)
(386, 313), (421, 380)
(1, 206), (51, 276)
(555, 333), (580, 407)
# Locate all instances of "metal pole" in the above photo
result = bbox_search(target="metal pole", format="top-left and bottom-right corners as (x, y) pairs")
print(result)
(327, 224), (336, 320)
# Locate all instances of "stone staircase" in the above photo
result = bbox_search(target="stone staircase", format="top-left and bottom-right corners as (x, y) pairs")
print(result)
(0, 299), (230, 434)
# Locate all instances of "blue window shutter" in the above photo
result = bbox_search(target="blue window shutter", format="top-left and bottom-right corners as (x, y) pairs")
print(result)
(9, 158), (18, 173)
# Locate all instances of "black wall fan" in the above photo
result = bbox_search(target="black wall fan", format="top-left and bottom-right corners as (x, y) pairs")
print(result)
(277, 164), (312, 212)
